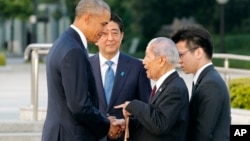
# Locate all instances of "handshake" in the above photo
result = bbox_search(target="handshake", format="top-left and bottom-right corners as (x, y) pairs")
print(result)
(108, 116), (125, 139)
(107, 101), (131, 140)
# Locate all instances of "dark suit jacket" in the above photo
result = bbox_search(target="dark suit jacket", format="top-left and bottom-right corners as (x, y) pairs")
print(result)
(89, 53), (151, 141)
(126, 71), (189, 141)
(188, 65), (230, 141)
(41, 27), (110, 141)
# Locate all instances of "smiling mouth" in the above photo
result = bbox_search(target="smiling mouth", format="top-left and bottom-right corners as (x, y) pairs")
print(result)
(106, 44), (116, 47)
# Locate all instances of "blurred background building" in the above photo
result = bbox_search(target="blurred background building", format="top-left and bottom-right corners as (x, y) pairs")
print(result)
(0, 2), (70, 55)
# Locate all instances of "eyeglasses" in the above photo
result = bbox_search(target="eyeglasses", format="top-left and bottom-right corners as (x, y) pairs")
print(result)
(178, 47), (199, 58)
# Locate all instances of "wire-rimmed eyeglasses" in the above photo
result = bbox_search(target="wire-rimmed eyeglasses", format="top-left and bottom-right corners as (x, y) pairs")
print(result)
(178, 47), (199, 58)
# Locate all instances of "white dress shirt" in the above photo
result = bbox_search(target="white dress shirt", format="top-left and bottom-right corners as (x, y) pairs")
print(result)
(99, 52), (120, 86)
(155, 69), (176, 92)
(193, 62), (213, 85)
(70, 25), (88, 50)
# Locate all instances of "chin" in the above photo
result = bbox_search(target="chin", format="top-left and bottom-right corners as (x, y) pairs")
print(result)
(89, 39), (97, 44)
(147, 74), (152, 79)
(184, 70), (192, 74)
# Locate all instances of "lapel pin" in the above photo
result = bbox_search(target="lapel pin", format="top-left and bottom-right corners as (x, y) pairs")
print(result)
(159, 88), (162, 92)
(120, 71), (125, 77)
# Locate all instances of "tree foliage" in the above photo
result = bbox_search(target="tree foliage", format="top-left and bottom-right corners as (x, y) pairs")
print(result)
(105, 0), (250, 51)
(129, 0), (218, 50)
(1, 0), (249, 52)
(225, 0), (250, 33)
(0, 0), (33, 20)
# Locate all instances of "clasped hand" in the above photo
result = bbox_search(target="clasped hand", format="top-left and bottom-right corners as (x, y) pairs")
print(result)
(108, 116), (125, 139)
(108, 101), (131, 139)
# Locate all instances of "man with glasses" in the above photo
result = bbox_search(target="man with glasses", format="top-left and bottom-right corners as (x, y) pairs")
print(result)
(171, 25), (230, 141)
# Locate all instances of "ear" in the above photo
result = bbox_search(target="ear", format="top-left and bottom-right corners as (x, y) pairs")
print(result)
(83, 13), (92, 25)
(159, 56), (166, 67)
(119, 32), (124, 43)
(120, 32), (124, 39)
(195, 47), (203, 59)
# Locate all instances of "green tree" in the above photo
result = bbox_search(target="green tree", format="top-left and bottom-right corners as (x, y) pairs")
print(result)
(7, 0), (246, 55)
(106, 0), (135, 50)
(225, 0), (250, 33)
(0, 0), (33, 20)
(0, 0), (33, 51)
(130, 0), (218, 51)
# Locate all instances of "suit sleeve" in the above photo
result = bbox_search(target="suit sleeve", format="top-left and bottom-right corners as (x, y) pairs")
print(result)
(61, 48), (109, 138)
(126, 83), (185, 135)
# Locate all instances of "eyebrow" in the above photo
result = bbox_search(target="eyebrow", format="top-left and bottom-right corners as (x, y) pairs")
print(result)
(111, 29), (119, 32)
(102, 22), (108, 25)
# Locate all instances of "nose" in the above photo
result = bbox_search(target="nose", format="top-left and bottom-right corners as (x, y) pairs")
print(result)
(107, 32), (114, 40)
(178, 57), (182, 64)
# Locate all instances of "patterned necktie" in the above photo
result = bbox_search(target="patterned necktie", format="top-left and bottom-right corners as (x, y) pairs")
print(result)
(149, 85), (157, 101)
(104, 61), (114, 105)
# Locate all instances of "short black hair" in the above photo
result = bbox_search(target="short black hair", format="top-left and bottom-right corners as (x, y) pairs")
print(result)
(171, 25), (214, 59)
(110, 13), (124, 33)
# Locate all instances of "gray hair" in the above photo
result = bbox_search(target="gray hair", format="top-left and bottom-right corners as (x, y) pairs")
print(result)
(148, 37), (179, 66)
(75, 0), (110, 17)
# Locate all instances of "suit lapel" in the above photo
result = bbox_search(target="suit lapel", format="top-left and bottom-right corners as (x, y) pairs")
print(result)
(66, 27), (89, 56)
(90, 54), (108, 109)
(108, 53), (130, 110)
(151, 71), (179, 103)
(190, 65), (215, 103)
(192, 65), (214, 95)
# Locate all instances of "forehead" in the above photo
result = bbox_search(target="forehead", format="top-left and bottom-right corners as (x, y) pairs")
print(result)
(146, 45), (153, 54)
(96, 10), (110, 22)
(103, 21), (119, 31)
(176, 40), (188, 49)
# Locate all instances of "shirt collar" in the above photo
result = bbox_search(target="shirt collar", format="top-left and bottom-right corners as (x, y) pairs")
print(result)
(155, 69), (176, 91)
(99, 51), (120, 66)
(193, 62), (213, 84)
(70, 25), (88, 49)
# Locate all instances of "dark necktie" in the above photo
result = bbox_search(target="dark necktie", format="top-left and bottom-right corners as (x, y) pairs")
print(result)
(149, 85), (157, 101)
(192, 81), (195, 94)
(104, 61), (114, 105)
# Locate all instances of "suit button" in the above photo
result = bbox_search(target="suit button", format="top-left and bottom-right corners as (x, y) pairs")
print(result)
(106, 113), (110, 117)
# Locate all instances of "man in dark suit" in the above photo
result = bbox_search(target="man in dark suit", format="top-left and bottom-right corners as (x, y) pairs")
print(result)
(41, 1), (122, 141)
(89, 13), (151, 141)
(171, 25), (231, 141)
(115, 37), (189, 141)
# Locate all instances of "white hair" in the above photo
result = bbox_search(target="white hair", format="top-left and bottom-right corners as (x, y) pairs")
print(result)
(148, 37), (179, 66)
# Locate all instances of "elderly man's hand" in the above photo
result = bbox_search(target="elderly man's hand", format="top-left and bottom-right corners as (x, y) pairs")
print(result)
(114, 101), (131, 117)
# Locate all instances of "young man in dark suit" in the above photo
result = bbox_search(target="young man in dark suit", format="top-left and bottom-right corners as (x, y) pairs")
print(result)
(89, 13), (151, 141)
(115, 37), (189, 141)
(171, 25), (231, 141)
(41, 1), (123, 141)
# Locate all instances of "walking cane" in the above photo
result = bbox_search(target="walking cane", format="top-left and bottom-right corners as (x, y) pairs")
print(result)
(124, 116), (129, 141)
